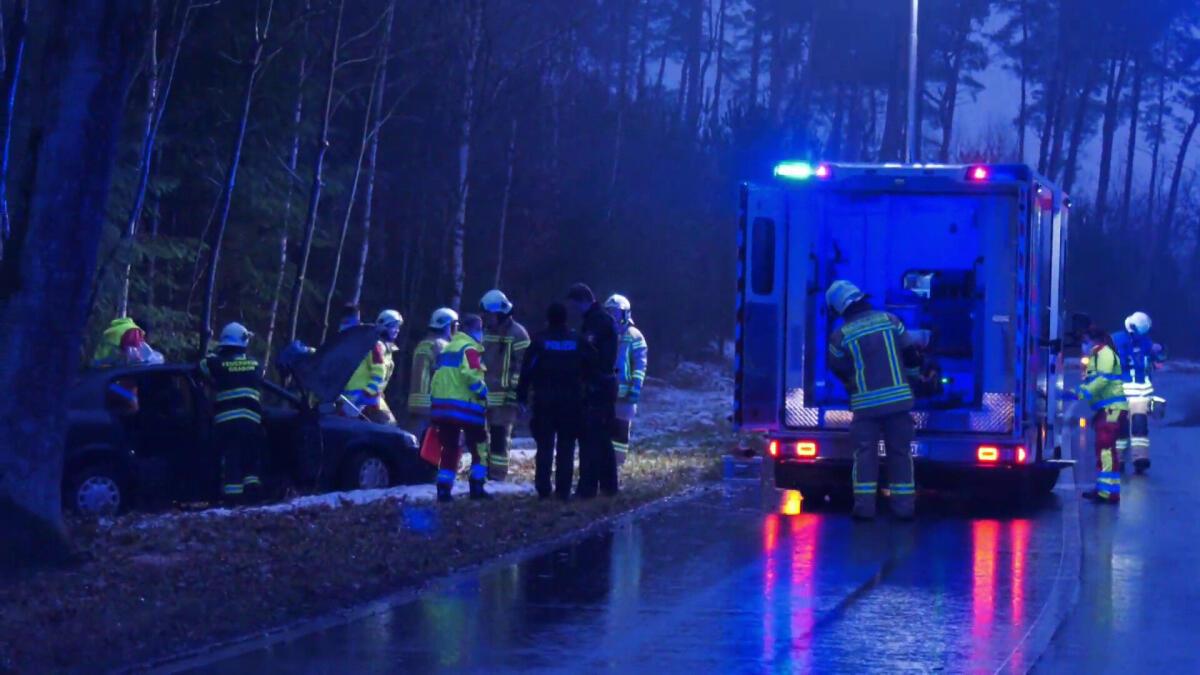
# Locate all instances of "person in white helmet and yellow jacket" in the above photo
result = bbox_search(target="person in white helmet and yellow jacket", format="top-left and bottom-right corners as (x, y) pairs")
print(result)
(408, 307), (458, 436)
(605, 294), (647, 467)
(479, 289), (530, 481)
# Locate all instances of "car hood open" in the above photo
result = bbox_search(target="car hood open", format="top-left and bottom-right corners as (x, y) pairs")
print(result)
(283, 325), (379, 404)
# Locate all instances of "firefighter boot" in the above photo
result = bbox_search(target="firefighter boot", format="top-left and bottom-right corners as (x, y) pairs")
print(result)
(437, 482), (453, 503)
(469, 479), (492, 500)
(1134, 458), (1151, 474)
(1082, 489), (1120, 505)
(852, 496), (876, 521)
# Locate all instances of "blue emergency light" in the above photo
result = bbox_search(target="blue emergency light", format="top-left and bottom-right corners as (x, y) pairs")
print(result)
(773, 161), (831, 180)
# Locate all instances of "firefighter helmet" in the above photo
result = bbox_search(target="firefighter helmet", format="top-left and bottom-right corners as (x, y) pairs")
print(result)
(480, 289), (514, 314)
(825, 280), (865, 315)
(1125, 311), (1151, 335)
(429, 307), (459, 330)
(604, 294), (632, 323)
(218, 322), (253, 348)
(377, 309), (403, 330)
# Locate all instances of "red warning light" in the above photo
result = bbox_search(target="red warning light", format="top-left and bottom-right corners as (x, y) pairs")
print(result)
(977, 445), (999, 463)
(768, 440), (779, 458)
(969, 166), (989, 181)
(1017, 446), (1028, 464)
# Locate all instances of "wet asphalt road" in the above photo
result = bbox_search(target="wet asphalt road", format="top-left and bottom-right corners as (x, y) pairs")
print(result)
(175, 373), (1199, 674)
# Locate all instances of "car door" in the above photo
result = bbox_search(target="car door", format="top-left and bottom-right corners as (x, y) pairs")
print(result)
(129, 370), (216, 502)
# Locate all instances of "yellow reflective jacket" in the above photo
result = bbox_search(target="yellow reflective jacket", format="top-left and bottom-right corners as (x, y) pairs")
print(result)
(430, 332), (488, 426)
(482, 318), (530, 409)
(92, 317), (142, 368)
(408, 335), (448, 414)
(344, 341), (397, 412)
(1081, 344), (1128, 412)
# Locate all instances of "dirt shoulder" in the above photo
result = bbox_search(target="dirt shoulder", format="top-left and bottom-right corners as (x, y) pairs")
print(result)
(0, 368), (731, 673)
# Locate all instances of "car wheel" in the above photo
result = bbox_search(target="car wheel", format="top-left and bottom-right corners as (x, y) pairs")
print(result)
(341, 451), (391, 491)
(67, 463), (125, 517)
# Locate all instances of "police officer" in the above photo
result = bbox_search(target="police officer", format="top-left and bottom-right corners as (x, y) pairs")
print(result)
(516, 303), (585, 500)
(200, 322), (266, 505)
(825, 281), (923, 520)
(567, 283), (619, 498)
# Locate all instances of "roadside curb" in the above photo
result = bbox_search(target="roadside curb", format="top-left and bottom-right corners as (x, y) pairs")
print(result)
(995, 460), (1083, 673)
(125, 483), (717, 674)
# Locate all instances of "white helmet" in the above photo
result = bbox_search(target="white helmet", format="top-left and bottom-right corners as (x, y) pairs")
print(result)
(480, 289), (514, 314)
(429, 307), (459, 330)
(826, 280), (866, 315)
(218, 322), (253, 348)
(377, 309), (404, 330)
(604, 294), (632, 323)
(1125, 311), (1151, 335)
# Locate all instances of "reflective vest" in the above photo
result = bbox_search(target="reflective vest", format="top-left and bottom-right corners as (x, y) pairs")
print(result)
(92, 317), (144, 368)
(1111, 330), (1158, 398)
(200, 349), (263, 425)
(828, 309), (918, 417)
(408, 335), (448, 414)
(430, 332), (488, 426)
(1081, 344), (1128, 412)
(482, 318), (530, 409)
(344, 340), (397, 412)
(615, 324), (648, 400)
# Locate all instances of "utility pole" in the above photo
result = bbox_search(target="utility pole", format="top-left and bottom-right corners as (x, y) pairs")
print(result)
(906, 0), (919, 164)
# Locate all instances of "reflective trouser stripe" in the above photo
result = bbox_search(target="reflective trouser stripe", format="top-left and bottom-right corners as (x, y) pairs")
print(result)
(470, 464), (487, 480)
(437, 469), (455, 484)
(1097, 471), (1121, 497)
(613, 441), (630, 455)
(223, 484), (244, 495)
(854, 482), (877, 495)
(243, 475), (261, 486)
(890, 482), (916, 495)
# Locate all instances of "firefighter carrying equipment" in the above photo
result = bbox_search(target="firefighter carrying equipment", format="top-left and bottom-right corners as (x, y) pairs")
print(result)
(828, 308), (921, 417)
(200, 347), (265, 497)
(344, 339), (398, 422)
(1112, 326), (1163, 472)
(826, 280), (866, 315)
(430, 330), (489, 428)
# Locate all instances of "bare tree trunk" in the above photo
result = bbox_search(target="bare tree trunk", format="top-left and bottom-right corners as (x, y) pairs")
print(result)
(494, 117), (517, 288)
(1017, 0), (1028, 161)
(747, 0), (762, 108)
(938, 54), (962, 162)
(1118, 57), (1143, 236)
(766, 12), (785, 123)
(1094, 57), (1126, 227)
(0, 0), (27, 261)
(1147, 71), (1165, 221)
(1162, 104), (1199, 244)
(351, 0), (396, 307)
(634, 0), (648, 102)
(684, 0), (703, 132)
(288, 0), (346, 342)
(448, 0), (484, 312)
(199, 0), (275, 356)
(118, 0), (200, 317)
(0, 0), (140, 573)
(879, 35), (906, 162)
(709, 0), (727, 130)
(1037, 61), (1060, 174)
(319, 57), (382, 344)
(1061, 64), (1098, 193)
(263, 20), (309, 370)
(1046, 68), (1071, 181)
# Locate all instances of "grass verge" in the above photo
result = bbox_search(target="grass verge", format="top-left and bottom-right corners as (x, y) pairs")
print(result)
(0, 452), (719, 673)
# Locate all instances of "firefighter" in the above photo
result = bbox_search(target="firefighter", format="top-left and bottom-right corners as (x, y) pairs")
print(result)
(479, 289), (530, 482)
(91, 317), (149, 414)
(605, 294), (647, 467)
(430, 313), (491, 502)
(567, 283), (620, 498)
(516, 302), (585, 500)
(343, 309), (403, 424)
(408, 307), (459, 436)
(825, 280), (923, 520)
(1111, 311), (1165, 474)
(200, 322), (266, 505)
(1080, 326), (1128, 504)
